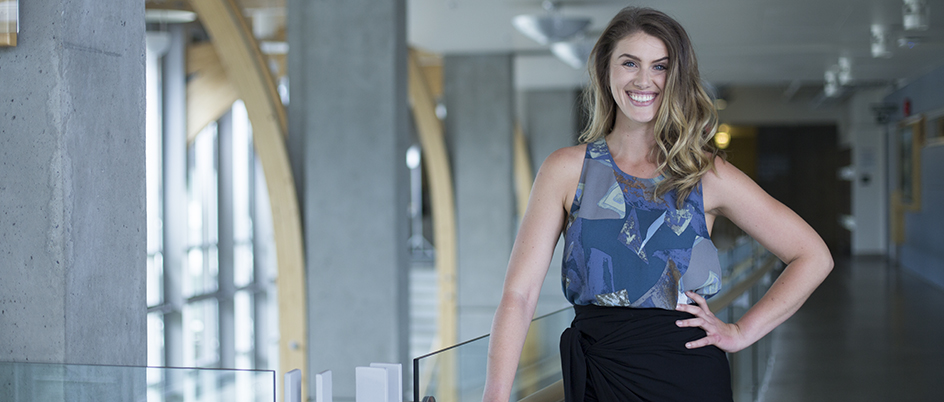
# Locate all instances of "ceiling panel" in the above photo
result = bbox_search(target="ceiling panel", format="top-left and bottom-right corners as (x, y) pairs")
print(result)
(410, 0), (944, 89)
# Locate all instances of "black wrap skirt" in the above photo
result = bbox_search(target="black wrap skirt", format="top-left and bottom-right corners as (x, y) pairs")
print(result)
(560, 304), (733, 402)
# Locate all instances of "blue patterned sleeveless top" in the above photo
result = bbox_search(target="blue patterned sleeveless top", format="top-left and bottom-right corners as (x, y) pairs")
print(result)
(562, 139), (722, 309)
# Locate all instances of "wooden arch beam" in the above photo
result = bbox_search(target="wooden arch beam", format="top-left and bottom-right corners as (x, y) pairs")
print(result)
(186, 42), (239, 143)
(408, 48), (459, 401)
(188, 0), (306, 399)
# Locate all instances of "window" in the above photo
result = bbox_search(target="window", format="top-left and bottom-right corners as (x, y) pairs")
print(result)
(146, 29), (278, 401)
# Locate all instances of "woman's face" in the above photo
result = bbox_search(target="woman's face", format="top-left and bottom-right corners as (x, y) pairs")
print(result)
(608, 32), (668, 130)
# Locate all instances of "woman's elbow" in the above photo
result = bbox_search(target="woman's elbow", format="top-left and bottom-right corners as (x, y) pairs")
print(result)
(812, 243), (835, 277)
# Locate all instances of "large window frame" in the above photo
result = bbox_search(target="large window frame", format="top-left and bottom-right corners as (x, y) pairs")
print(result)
(146, 26), (279, 394)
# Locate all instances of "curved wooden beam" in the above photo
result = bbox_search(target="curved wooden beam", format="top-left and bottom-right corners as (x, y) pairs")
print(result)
(186, 42), (239, 143)
(408, 48), (458, 401)
(188, 0), (306, 399)
(513, 124), (534, 220)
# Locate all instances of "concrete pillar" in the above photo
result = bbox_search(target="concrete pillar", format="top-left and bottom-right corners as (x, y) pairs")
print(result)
(0, 0), (146, 367)
(522, 88), (580, 172)
(848, 89), (888, 255)
(443, 54), (516, 342)
(521, 88), (579, 315)
(287, 0), (410, 399)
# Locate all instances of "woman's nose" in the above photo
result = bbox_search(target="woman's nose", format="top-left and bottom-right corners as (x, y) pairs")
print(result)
(633, 70), (651, 88)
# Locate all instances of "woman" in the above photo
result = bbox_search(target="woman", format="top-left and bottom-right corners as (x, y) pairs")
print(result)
(483, 7), (833, 402)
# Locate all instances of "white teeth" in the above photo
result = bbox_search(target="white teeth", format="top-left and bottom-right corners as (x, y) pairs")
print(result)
(629, 92), (655, 103)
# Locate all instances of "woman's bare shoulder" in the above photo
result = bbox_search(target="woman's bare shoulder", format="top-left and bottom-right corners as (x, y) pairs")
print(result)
(702, 155), (756, 213)
(704, 155), (743, 183)
(533, 144), (587, 212)
(541, 144), (586, 173)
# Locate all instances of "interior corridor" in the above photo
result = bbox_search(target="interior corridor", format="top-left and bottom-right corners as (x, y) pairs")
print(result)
(760, 256), (944, 401)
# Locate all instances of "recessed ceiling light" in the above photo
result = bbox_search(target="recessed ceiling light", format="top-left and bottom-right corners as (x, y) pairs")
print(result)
(145, 9), (197, 24)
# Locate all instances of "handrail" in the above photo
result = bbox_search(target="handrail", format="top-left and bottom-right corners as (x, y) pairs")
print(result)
(708, 254), (780, 312)
(518, 380), (564, 402)
(514, 251), (781, 402)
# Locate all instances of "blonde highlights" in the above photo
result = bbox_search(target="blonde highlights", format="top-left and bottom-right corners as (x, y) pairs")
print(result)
(579, 7), (721, 207)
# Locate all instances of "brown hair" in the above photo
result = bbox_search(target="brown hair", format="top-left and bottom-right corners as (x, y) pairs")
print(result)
(579, 7), (721, 207)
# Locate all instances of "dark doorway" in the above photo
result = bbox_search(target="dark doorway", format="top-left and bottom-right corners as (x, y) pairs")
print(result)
(756, 125), (851, 256)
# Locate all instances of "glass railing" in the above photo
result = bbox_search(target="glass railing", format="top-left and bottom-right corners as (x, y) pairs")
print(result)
(413, 306), (574, 402)
(713, 240), (780, 402)
(0, 361), (275, 402)
(414, 236), (780, 402)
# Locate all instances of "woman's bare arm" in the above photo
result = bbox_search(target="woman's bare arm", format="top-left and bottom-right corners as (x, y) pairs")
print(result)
(482, 146), (583, 402)
(675, 157), (834, 352)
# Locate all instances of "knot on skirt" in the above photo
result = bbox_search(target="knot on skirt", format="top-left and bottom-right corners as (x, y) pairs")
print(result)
(559, 304), (733, 402)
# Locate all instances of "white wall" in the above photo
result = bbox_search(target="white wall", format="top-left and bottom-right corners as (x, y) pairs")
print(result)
(847, 89), (890, 255)
(720, 85), (892, 256)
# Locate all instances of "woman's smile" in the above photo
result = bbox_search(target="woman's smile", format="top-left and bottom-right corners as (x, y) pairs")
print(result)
(627, 90), (658, 105)
(608, 32), (668, 129)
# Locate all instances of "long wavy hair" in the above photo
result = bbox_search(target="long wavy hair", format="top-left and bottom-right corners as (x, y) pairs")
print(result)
(579, 7), (721, 207)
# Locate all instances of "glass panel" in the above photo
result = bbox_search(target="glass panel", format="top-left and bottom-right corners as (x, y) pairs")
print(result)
(718, 236), (753, 281)
(234, 244), (254, 288)
(147, 253), (164, 307)
(0, 361), (274, 402)
(148, 312), (165, 368)
(185, 247), (204, 298)
(186, 123), (221, 298)
(235, 291), (254, 369)
(413, 307), (575, 402)
(207, 245), (219, 292)
(184, 299), (219, 368)
(188, 123), (219, 247)
(232, 100), (253, 244)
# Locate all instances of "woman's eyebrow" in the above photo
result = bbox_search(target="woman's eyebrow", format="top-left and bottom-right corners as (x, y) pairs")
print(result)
(616, 53), (669, 63)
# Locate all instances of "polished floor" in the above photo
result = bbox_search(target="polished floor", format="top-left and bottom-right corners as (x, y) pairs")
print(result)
(760, 256), (944, 401)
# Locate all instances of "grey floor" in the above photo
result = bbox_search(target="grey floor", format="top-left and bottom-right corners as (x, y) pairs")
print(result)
(760, 256), (944, 401)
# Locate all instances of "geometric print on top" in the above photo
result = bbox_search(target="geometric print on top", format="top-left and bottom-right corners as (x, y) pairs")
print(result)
(562, 139), (722, 309)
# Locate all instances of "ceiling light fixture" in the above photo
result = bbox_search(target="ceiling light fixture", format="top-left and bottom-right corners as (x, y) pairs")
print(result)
(550, 39), (594, 69)
(903, 0), (930, 31)
(145, 9), (197, 24)
(512, 1), (591, 46)
(824, 69), (840, 98)
(714, 126), (731, 149)
(870, 24), (892, 58)
(837, 56), (852, 86)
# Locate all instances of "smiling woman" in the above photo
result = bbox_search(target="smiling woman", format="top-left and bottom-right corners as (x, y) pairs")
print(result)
(483, 6), (833, 402)
(608, 33), (668, 130)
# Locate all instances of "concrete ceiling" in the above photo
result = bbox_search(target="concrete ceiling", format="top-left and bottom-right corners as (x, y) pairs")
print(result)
(409, 0), (944, 91)
(148, 0), (944, 92)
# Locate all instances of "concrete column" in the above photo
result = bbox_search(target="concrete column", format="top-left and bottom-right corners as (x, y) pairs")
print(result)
(521, 88), (579, 315)
(444, 54), (516, 342)
(0, 0), (145, 367)
(522, 88), (580, 171)
(287, 0), (410, 399)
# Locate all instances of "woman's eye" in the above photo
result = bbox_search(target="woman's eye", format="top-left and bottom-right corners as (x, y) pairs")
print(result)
(654, 64), (667, 71)
(622, 61), (636, 68)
